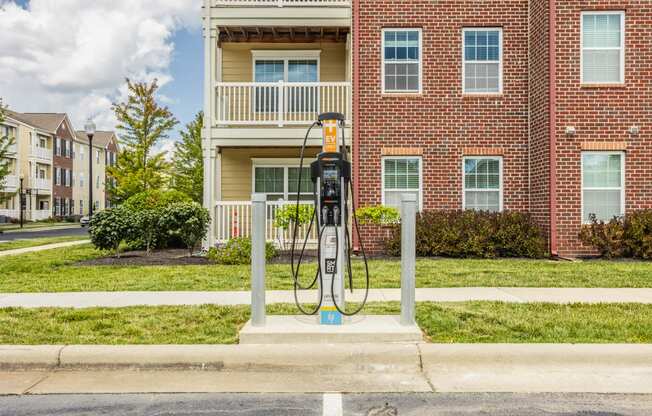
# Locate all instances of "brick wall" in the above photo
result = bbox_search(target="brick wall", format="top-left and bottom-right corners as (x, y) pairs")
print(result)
(554, 1), (652, 256)
(356, 0), (531, 249)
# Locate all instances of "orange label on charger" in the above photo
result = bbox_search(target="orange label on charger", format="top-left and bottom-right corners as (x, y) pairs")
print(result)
(323, 120), (338, 153)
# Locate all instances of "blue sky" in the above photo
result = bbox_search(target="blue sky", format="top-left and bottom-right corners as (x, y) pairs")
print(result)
(1, 0), (204, 142)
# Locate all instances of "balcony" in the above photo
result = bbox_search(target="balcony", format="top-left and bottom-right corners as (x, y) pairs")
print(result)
(5, 141), (17, 155)
(2, 175), (19, 192)
(28, 210), (51, 221)
(32, 177), (52, 193)
(30, 146), (52, 162)
(215, 81), (351, 127)
(213, 0), (349, 6)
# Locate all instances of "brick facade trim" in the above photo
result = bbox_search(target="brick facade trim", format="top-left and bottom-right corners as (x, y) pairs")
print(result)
(462, 147), (505, 156)
(381, 147), (424, 156)
(580, 142), (628, 151)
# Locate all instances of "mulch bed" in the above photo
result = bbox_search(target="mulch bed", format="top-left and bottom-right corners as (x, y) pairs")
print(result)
(78, 249), (211, 266)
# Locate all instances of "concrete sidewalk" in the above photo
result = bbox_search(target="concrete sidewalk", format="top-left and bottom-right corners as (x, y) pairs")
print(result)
(1, 344), (651, 394)
(1, 287), (652, 308)
(0, 240), (90, 257)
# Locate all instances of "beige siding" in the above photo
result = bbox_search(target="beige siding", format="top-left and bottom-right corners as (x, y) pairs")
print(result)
(221, 42), (347, 83)
(221, 147), (320, 201)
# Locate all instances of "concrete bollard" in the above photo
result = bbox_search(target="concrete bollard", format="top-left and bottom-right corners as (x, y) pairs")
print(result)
(401, 193), (417, 326)
(251, 193), (267, 327)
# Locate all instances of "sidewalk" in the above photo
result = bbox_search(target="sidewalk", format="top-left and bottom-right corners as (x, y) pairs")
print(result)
(1, 344), (651, 394)
(0, 240), (90, 257)
(1, 287), (652, 308)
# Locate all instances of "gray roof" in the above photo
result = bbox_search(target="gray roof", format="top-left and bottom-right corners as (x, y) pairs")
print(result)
(75, 131), (119, 150)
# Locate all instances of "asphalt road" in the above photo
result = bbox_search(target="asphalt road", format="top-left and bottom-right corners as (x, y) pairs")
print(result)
(0, 226), (89, 241)
(1, 393), (651, 416)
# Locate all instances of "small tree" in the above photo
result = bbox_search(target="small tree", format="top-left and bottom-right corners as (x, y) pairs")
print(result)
(161, 202), (210, 256)
(89, 207), (133, 258)
(171, 111), (203, 203)
(0, 99), (16, 204)
(131, 207), (162, 256)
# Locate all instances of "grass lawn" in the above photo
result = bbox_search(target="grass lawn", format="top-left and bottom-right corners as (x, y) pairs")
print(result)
(0, 244), (651, 292)
(0, 236), (88, 252)
(1, 302), (650, 344)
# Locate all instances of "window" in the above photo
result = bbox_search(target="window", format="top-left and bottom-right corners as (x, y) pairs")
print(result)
(463, 157), (503, 212)
(79, 200), (84, 215)
(79, 173), (85, 188)
(96, 150), (100, 163)
(581, 12), (625, 84)
(582, 152), (625, 222)
(54, 167), (61, 186)
(253, 163), (315, 201)
(80, 146), (85, 161)
(253, 54), (319, 113)
(55, 138), (61, 156)
(382, 29), (421, 93)
(463, 28), (503, 94)
(382, 157), (422, 210)
(96, 175), (100, 189)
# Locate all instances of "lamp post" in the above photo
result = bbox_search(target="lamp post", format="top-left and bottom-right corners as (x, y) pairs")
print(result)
(19, 174), (24, 229)
(85, 119), (96, 217)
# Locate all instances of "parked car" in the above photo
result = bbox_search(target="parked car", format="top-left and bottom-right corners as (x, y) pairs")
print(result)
(80, 216), (91, 227)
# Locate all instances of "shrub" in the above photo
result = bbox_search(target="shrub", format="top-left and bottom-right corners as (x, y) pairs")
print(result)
(123, 190), (191, 212)
(131, 207), (163, 255)
(274, 204), (315, 230)
(88, 207), (133, 258)
(580, 210), (652, 259)
(385, 210), (547, 259)
(208, 237), (277, 265)
(160, 202), (211, 256)
(355, 205), (400, 226)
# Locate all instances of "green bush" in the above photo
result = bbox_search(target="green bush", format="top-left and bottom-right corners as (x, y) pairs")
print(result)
(355, 205), (400, 226)
(580, 210), (652, 259)
(123, 190), (191, 212)
(131, 207), (163, 255)
(88, 207), (133, 257)
(160, 202), (211, 256)
(385, 210), (547, 259)
(274, 204), (315, 230)
(208, 237), (277, 265)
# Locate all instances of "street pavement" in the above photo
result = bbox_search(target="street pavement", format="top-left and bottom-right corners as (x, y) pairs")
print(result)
(2, 287), (652, 308)
(1, 393), (651, 415)
(0, 226), (88, 241)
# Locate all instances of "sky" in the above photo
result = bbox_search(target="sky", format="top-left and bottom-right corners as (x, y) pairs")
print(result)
(0, 0), (204, 153)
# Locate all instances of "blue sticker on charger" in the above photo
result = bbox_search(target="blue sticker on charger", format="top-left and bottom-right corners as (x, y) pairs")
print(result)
(320, 308), (342, 325)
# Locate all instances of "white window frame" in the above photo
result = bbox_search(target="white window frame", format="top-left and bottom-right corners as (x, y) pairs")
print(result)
(251, 158), (316, 201)
(462, 27), (504, 95)
(381, 156), (423, 211)
(581, 151), (626, 224)
(251, 50), (322, 83)
(580, 11), (626, 85)
(462, 156), (504, 212)
(381, 28), (423, 94)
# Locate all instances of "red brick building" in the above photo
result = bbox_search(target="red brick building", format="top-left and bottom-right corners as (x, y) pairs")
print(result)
(352, 0), (652, 256)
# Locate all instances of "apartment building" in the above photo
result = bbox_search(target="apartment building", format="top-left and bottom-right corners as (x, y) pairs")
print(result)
(350, 0), (652, 257)
(0, 110), (54, 221)
(202, 0), (352, 247)
(19, 114), (76, 217)
(73, 131), (119, 215)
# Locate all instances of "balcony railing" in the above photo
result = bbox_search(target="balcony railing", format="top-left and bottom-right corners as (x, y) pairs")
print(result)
(30, 146), (52, 161)
(215, 200), (317, 247)
(28, 210), (51, 221)
(215, 81), (351, 126)
(6, 142), (17, 155)
(0, 209), (19, 219)
(213, 0), (349, 6)
(2, 175), (19, 191)
(32, 177), (52, 192)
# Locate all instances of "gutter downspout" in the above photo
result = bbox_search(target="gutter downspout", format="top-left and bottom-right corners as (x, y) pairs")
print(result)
(549, 0), (559, 256)
(352, 0), (361, 251)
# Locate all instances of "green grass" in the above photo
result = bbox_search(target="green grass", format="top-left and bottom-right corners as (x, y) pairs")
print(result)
(0, 244), (651, 293)
(0, 236), (87, 252)
(1, 302), (650, 344)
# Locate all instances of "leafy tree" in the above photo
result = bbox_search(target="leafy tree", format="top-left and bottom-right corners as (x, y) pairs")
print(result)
(89, 207), (133, 258)
(171, 111), (203, 203)
(0, 99), (16, 204)
(107, 79), (178, 203)
(160, 202), (210, 256)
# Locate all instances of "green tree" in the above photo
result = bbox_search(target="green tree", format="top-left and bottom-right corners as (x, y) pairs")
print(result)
(107, 79), (178, 204)
(171, 111), (203, 203)
(0, 99), (16, 204)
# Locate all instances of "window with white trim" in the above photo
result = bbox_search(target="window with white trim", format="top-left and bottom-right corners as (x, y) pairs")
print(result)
(582, 152), (625, 222)
(254, 165), (314, 201)
(382, 157), (421, 211)
(463, 157), (503, 212)
(581, 11), (625, 84)
(382, 29), (421, 93)
(463, 28), (502, 94)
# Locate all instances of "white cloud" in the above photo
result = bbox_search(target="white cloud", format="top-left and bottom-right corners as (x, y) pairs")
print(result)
(0, 0), (202, 132)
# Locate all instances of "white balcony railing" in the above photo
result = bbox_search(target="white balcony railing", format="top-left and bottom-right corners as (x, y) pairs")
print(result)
(6, 142), (17, 155)
(215, 200), (317, 247)
(0, 209), (19, 219)
(32, 177), (52, 192)
(2, 175), (19, 191)
(215, 81), (351, 126)
(213, 0), (349, 7)
(30, 146), (52, 161)
(28, 210), (51, 221)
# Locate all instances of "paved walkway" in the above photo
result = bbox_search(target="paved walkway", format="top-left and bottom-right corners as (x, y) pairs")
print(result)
(1, 287), (652, 308)
(0, 240), (90, 257)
